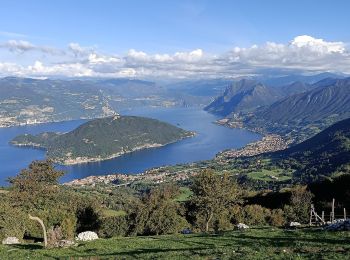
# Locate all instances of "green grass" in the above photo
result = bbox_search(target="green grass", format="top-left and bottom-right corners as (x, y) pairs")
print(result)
(248, 169), (292, 182)
(101, 209), (127, 217)
(175, 187), (193, 202)
(1, 228), (349, 259)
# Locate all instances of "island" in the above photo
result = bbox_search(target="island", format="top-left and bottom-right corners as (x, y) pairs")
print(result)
(11, 115), (195, 165)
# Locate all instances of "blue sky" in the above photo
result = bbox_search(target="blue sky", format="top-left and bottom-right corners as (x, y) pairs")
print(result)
(0, 0), (349, 79)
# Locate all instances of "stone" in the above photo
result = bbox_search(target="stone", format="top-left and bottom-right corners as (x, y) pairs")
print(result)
(236, 223), (249, 230)
(2, 237), (20, 245)
(289, 222), (301, 227)
(55, 240), (75, 248)
(76, 231), (99, 241)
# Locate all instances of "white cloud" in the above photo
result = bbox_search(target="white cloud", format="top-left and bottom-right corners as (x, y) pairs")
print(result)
(0, 35), (349, 79)
(290, 35), (345, 54)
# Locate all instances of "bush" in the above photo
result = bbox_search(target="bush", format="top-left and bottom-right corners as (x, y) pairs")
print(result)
(241, 205), (271, 226)
(0, 201), (27, 240)
(283, 186), (313, 223)
(98, 216), (128, 238)
(268, 209), (286, 227)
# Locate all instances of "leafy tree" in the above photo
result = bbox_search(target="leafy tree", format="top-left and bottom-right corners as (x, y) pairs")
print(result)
(8, 160), (64, 209)
(284, 185), (314, 223)
(189, 170), (242, 232)
(128, 184), (188, 235)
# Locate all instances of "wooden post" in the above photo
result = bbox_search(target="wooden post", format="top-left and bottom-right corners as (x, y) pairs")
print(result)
(322, 211), (325, 223)
(309, 204), (314, 226)
(29, 214), (47, 248)
(344, 208), (347, 220)
(331, 198), (335, 222)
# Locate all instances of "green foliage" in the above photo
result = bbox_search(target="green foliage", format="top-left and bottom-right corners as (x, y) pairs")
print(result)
(98, 216), (128, 238)
(283, 186), (313, 223)
(128, 185), (188, 236)
(4, 160), (104, 240)
(8, 159), (64, 209)
(0, 199), (27, 240)
(268, 209), (286, 227)
(12, 116), (193, 164)
(189, 170), (242, 232)
(241, 205), (271, 226)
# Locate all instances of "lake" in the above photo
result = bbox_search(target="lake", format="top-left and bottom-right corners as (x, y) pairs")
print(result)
(0, 107), (261, 185)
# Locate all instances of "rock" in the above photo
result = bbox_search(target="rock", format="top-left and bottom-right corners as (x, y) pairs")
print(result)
(236, 223), (249, 230)
(324, 219), (350, 231)
(289, 222), (301, 227)
(2, 237), (20, 245)
(181, 228), (192, 234)
(55, 239), (75, 248)
(76, 231), (99, 241)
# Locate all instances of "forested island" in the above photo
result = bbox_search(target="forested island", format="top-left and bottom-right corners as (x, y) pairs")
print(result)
(11, 115), (195, 165)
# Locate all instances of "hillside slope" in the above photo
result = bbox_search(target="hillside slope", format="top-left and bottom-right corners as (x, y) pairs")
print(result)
(274, 118), (350, 182)
(242, 78), (350, 139)
(11, 116), (194, 164)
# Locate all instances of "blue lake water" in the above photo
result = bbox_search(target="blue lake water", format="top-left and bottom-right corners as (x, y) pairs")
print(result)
(0, 107), (261, 185)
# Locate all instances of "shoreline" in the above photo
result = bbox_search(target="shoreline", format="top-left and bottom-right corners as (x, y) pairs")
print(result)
(12, 132), (196, 166)
(64, 132), (288, 187)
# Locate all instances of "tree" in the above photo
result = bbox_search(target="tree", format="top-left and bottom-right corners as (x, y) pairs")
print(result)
(189, 170), (242, 232)
(128, 184), (187, 235)
(8, 160), (64, 208)
(284, 185), (314, 223)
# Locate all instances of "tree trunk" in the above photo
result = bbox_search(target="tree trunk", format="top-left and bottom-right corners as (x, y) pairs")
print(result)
(205, 212), (213, 232)
(29, 214), (47, 248)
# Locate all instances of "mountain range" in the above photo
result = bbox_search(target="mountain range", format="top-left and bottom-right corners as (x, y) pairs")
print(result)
(244, 78), (350, 140)
(204, 79), (314, 116)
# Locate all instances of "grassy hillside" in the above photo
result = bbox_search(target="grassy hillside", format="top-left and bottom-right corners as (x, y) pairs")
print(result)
(274, 118), (350, 182)
(1, 228), (349, 259)
(11, 115), (194, 164)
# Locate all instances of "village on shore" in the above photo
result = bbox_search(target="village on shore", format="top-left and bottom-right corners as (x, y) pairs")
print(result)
(64, 133), (290, 187)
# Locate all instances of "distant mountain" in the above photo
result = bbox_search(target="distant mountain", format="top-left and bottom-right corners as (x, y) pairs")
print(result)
(11, 115), (194, 165)
(204, 79), (283, 116)
(276, 81), (314, 96)
(0, 77), (117, 127)
(165, 79), (231, 97)
(244, 78), (350, 139)
(274, 118), (350, 182)
(0, 76), (203, 127)
(258, 72), (344, 87)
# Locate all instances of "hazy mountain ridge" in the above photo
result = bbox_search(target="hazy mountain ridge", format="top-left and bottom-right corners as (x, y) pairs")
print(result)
(0, 77), (117, 127)
(204, 79), (281, 116)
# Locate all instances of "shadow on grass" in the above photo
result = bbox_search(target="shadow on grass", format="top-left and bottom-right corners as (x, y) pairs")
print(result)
(11, 244), (44, 250)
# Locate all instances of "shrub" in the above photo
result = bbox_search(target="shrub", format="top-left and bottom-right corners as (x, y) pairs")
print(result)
(0, 200), (27, 240)
(268, 209), (286, 227)
(284, 186), (313, 223)
(98, 216), (128, 238)
(241, 205), (271, 226)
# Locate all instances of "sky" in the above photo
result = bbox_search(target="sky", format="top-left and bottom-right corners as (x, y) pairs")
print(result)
(0, 0), (349, 79)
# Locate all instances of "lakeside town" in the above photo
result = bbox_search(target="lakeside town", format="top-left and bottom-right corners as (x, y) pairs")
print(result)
(64, 134), (290, 187)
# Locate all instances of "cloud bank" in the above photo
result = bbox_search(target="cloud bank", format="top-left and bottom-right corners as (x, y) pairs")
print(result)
(0, 35), (349, 79)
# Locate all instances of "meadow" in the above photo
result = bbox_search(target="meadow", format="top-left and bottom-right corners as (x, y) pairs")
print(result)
(1, 228), (349, 259)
